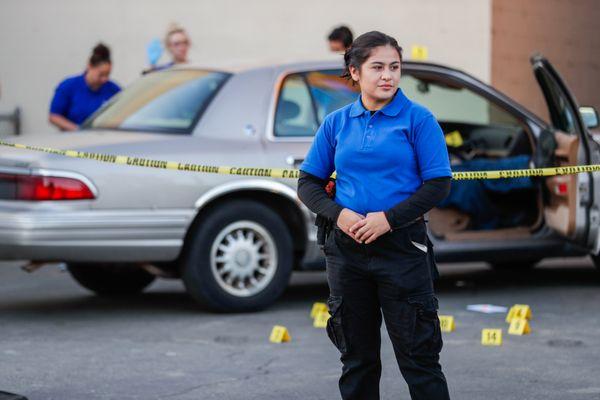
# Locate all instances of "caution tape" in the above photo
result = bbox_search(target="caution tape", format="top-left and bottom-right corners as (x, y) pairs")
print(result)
(0, 140), (300, 179)
(1, 140), (599, 180)
(451, 164), (600, 180)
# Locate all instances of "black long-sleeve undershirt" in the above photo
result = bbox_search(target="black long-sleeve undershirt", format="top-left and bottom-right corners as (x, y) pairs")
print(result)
(297, 171), (451, 229)
(383, 176), (451, 229)
(297, 172), (344, 222)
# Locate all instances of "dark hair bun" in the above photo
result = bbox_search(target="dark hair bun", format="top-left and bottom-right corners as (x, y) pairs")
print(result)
(89, 43), (111, 66)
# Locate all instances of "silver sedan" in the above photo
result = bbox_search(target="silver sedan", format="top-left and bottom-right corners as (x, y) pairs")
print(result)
(1, 57), (599, 311)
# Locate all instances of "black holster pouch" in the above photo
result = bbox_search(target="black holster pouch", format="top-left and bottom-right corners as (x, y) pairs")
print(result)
(315, 214), (334, 247)
(425, 233), (440, 280)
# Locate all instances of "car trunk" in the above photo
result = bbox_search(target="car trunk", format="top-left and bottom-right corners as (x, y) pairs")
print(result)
(0, 130), (170, 168)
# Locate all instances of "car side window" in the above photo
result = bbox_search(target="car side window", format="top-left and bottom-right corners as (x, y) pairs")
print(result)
(400, 74), (528, 155)
(305, 70), (359, 123)
(400, 74), (521, 127)
(274, 75), (319, 137)
(536, 71), (576, 134)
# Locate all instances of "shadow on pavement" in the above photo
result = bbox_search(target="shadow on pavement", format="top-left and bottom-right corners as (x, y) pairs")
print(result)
(0, 260), (598, 316)
(278, 260), (600, 304)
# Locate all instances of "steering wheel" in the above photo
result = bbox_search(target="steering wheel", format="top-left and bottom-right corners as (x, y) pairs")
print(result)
(448, 137), (488, 161)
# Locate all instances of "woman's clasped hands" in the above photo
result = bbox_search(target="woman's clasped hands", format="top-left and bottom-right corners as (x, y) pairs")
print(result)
(337, 208), (391, 244)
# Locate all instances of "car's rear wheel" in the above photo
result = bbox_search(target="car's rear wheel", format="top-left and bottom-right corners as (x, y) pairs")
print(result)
(181, 200), (293, 312)
(489, 259), (541, 271)
(67, 263), (156, 295)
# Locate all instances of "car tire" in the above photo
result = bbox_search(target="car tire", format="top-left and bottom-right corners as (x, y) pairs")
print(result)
(181, 200), (294, 312)
(489, 259), (540, 271)
(67, 263), (156, 295)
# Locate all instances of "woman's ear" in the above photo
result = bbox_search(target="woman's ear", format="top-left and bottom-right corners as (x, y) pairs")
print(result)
(349, 65), (360, 84)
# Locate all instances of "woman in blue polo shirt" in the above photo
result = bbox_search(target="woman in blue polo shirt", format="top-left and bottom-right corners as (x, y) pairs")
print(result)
(49, 43), (120, 131)
(297, 31), (452, 400)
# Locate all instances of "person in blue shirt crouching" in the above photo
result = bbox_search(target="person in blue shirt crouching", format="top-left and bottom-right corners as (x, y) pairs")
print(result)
(49, 43), (120, 131)
(297, 31), (452, 400)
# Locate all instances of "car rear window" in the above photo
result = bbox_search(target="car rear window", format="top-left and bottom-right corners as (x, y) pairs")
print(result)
(84, 69), (230, 134)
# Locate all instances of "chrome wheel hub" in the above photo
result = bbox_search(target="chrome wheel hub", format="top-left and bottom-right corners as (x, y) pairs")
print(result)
(210, 221), (277, 297)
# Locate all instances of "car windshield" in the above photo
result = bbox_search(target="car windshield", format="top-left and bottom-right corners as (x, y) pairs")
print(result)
(83, 69), (230, 134)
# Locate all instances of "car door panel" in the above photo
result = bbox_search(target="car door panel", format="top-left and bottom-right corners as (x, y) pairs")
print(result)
(531, 55), (597, 250)
(544, 131), (578, 237)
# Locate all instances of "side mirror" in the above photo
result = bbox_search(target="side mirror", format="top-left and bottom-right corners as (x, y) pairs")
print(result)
(579, 106), (599, 129)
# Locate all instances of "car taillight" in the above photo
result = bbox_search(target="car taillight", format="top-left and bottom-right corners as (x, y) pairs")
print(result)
(0, 173), (95, 200)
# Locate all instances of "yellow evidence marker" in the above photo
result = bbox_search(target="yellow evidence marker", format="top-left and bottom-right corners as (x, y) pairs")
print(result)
(269, 325), (291, 343)
(310, 302), (328, 319)
(438, 315), (456, 332)
(411, 45), (429, 61)
(445, 130), (464, 148)
(313, 311), (330, 328)
(481, 329), (503, 346)
(508, 318), (531, 335)
(505, 304), (532, 323)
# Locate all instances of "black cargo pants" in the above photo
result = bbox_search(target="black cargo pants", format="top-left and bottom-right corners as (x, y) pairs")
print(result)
(323, 219), (450, 400)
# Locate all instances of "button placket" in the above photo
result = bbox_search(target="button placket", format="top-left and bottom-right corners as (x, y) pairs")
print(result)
(361, 115), (377, 150)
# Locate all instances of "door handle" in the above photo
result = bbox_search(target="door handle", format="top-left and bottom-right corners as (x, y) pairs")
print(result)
(285, 156), (304, 168)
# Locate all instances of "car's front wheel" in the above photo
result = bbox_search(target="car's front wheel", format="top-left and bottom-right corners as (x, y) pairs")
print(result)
(67, 263), (156, 295)
(181, 200), (293, 312)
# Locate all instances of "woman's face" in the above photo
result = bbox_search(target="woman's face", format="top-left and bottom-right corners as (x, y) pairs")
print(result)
(86, 62), (112, 90)
(167, 31), (190, 63)
(350, 45), (401, 105)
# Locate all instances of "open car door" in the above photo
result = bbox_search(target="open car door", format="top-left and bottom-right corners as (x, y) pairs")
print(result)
(531, 55), (600, 253)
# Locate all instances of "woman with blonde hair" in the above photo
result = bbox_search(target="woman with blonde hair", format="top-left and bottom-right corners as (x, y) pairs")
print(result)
(146, 24), (191, 72)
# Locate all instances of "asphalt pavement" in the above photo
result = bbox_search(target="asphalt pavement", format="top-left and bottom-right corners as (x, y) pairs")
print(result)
(1, 258), (600, 400)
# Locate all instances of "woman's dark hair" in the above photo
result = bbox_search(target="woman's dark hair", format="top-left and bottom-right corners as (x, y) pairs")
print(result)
(341, 31), (403, 81)
(89, 43), (111, 67)
(328, 26), (353, 48)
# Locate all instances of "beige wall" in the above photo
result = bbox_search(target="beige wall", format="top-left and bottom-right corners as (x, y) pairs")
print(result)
(0, 0), (492, 136)
(492, 0), (600, 122)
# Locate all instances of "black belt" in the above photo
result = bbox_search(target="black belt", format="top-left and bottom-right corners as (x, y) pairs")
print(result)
(317, 214), (426, 245)
(389, 215), (425, 232)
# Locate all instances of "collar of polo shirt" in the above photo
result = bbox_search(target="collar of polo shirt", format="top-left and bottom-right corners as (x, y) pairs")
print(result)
(348, 88), (409, 118)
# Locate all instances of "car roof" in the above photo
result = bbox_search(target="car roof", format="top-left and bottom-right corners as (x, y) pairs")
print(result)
(167, 60), (548, 129)
(171, 59), (465, 75)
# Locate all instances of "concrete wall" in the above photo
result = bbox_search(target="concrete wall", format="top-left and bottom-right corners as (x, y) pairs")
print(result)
(0, 0), (492, 136)
(492, 0), (600, 122)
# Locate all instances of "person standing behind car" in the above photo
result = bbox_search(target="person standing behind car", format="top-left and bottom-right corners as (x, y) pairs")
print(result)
(297, 31), (452, 400)
(49, 43), (120, 131)
(144, 24), (191, 73)
(328, 25), (353, 53)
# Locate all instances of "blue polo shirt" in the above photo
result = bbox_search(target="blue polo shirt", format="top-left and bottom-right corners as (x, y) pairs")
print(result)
(300, 89), (452, 216)
(50, 73), (121, 125)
